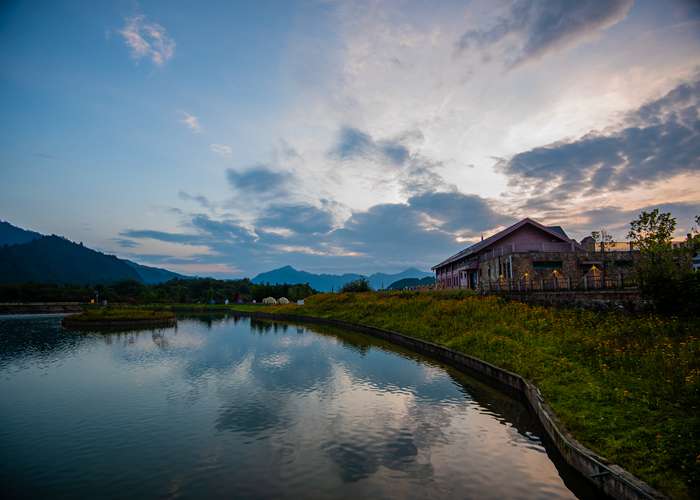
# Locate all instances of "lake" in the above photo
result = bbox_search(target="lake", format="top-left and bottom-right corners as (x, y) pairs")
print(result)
(0, 314), (595, 499)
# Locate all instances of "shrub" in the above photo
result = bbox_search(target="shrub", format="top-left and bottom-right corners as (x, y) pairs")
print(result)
(262, 297), (277, 305)
(340, 278), (371, 293)
(278, 297), (290, 304)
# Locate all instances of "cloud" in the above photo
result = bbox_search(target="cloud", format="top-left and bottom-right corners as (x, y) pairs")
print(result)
(328, 202), (461, 266)
(501, 75), (700, 203)
(179, 111), (202, 132)
(178, 191), (212, 209)
(257, 204), (335, 234)
(457, 0), (633, 67)
(119, 15), (175, 66)
(112, 238), (139, 249)
(120, 188), (511, 276)
(572, 201), (700, 236)
(210, 143), (233, 157)
(120, 229), (203, 244)
(330, 126), (410, 165)
(327, 126), (449, 196)
(407, 191), (514, 233)
(226, 165), (293, 195)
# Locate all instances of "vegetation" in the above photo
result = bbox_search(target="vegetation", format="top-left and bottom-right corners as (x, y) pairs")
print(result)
(263, 291), (699, 498)
(0, 278), (316, 304)
(64, 307), (175, 326)
(628, 210), (700, 316)
(387, 276), (435, 290)
(340, 278), (371, 292)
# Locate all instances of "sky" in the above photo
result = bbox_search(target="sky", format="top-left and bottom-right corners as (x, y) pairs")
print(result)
(1, 0), (699, 278)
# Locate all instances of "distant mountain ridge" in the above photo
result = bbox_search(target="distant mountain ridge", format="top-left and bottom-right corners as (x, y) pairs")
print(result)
(0, 221), (185, 285)
(252, 265), (433, 292)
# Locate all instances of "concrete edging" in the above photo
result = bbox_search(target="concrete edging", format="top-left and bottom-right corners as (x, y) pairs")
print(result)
(234, 309), (665, 500)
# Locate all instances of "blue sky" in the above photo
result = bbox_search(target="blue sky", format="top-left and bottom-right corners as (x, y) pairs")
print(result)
(1, 0), (699, 277)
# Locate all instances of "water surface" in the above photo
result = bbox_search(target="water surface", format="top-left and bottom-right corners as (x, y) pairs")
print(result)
(0, 314), (592, 499)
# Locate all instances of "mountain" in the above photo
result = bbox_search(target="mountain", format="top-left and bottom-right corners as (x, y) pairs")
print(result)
(0, 221), (187, 285)
(367, 267), (433, 290)
(124, 260), (185, 284)
(252, 265), (364, 292)
(251, 265), (433, 292)
(0, 220), (42, 246)
(387, 276), (436, 290)
(0, 235), (143, 284)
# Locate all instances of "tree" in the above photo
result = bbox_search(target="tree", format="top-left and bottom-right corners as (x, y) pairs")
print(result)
(627, 208), (676, 253)
(628, 209), (698, 315)
(340, 278), (371, 293)
(590, 229), (615, 252)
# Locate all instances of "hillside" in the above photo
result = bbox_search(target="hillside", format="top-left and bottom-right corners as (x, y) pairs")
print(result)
(387, 276), (435, 290)
(368, 267), (433, 289)
(0, 220), (186, 285)
(124, 260), (185, 284)
(0, 236), (142, 284)
(0, 220), (42, 246)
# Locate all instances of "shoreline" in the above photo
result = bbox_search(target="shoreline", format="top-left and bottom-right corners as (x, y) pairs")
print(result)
(0, 302), (83, 315)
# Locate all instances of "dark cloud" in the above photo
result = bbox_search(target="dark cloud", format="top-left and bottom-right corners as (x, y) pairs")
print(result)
(408, 191), (515, 232)
(501, 76), (700, 203)
(457, 0), (633, 66)
(330, 126), (410, 165)
(329, 203), (460, 263)
(120, 189), (511, 276)
(112, 238), (139, 249)
(257, 204), (334, 234)
(190, 215), (256, 244)
(570, 201), (700, 238)
(327, 191), (506, 265)
(226, 165), (292, 194)
(120, 229), (203, 244)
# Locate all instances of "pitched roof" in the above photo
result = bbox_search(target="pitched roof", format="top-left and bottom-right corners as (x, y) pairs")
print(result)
(431, 218), (578, 270)
(546, 225), (568, 239)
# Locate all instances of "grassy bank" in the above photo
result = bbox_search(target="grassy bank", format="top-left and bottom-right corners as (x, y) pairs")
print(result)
(251, 291), (698, 499)
(64, 307), (176, 327)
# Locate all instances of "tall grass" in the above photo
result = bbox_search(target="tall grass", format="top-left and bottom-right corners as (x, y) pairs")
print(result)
(271, 291), (699, 498)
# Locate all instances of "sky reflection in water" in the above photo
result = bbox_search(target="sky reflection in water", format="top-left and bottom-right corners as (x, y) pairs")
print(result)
(0, 314), (588, 499)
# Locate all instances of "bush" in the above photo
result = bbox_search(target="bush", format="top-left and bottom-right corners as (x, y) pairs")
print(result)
(278, 297), (290, 304)
(340, 278), (371, 293)
(262, 297), (277, 305)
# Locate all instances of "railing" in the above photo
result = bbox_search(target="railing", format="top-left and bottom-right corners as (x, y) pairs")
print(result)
(479, 274), (638, 293)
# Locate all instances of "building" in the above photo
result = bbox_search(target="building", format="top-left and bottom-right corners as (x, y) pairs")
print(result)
(432, 218), (638, 291)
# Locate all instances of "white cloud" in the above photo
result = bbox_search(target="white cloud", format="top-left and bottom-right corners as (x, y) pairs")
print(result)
(179, 111), (202, 133)
(210, 143), (233, 157)
(119, 15), (175, 66)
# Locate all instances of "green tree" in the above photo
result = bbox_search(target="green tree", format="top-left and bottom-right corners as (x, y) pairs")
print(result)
(341, 278), (371, 293)
(628, 209), (698, 315)
(627, 208), (676, 252)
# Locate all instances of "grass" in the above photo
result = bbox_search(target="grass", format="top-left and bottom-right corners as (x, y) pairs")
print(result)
(68, 307), (176, 323)
(242, 290), (699, 499)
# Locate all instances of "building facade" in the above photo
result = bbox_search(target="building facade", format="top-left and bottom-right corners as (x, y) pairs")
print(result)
(432, 218), (638, 291)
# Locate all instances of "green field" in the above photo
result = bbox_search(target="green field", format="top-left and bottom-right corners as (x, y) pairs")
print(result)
(237, 291), (699, 499)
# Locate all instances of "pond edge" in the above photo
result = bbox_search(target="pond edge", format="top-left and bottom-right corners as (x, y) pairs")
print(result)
(234, 309), (665, 500)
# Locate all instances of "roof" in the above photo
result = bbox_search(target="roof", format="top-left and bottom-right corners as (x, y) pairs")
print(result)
(546, 225), (568, 239)
(431, 218), (579, 270)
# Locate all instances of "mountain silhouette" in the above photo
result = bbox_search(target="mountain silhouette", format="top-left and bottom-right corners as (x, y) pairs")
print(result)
(252, 265), (432, 292)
